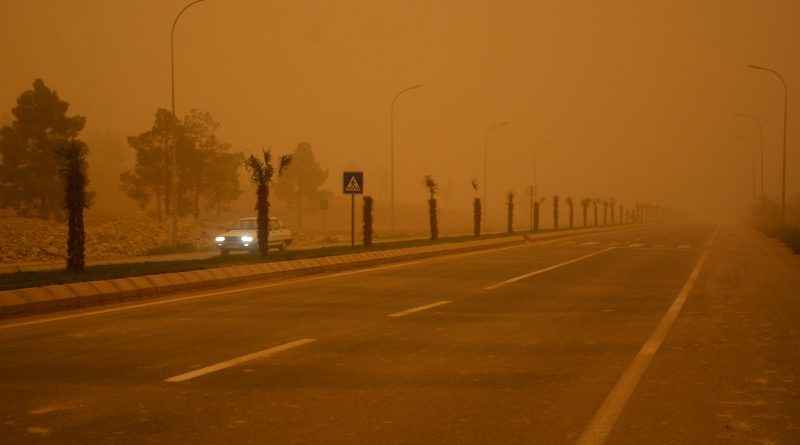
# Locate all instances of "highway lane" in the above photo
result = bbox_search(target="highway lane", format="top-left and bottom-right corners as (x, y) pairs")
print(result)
(0, 223), (747, 444)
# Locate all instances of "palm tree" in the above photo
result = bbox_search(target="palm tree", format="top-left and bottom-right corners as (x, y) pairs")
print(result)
(553, 195), (560, 230)
(425, 175), (439, 240)
(56, 139), (90, 273)
(472, 179), (481, 237)
(602, 200), (609, 226)
(534, 197), (546, 232)
(363, 195), (374, 246)
(581, 198), (591, 227)
(593, 199), (600, 227)
(566, 197), (575, 229)
(244, 148), (291, 257)
(506, 191), (515, 234)
(609, 198), (616, 225)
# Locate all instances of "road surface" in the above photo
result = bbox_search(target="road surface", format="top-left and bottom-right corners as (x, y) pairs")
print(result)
(1, 224), (798, 444)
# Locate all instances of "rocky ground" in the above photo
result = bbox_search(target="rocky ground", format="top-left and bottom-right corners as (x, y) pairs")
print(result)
(0, 214), (222, 264)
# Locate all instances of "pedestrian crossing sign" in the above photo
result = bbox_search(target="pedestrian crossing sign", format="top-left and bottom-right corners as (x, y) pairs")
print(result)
(343, 171), (364, 194)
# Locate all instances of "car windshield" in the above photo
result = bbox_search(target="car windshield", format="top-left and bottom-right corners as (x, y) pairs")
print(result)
(239, 219), (257, 230)
(238, 219), (279, 230)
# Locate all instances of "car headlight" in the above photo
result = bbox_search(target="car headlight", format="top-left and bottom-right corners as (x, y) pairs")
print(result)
(215, 236), (225, 242)
(241, 235), (254, 243)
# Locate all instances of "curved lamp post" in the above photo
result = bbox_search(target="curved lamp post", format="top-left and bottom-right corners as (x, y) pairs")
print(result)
(168, 0), (207, 246)
(747, 64), (789, 222)
(483, 121), (510, 230)
(735, 113), (765, 199)
(389, 84), (423, 233)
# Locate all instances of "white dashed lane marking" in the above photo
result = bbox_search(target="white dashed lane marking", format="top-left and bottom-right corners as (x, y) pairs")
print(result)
(165, 339), (316, 383)
(388, 301), (452, 318)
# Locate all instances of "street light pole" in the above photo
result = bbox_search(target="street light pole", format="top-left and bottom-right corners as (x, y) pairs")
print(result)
(748, 64), (789, 222)
(483, 121), (509, 231)
(389, 84), (423, 234)
(169, 0), (206, 246)
(735, 113), (765, 198)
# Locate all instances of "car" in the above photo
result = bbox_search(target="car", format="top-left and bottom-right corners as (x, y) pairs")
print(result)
(214, 216), (293, 255)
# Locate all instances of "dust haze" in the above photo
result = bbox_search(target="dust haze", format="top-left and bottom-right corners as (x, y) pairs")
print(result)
(1, 0), (797, 225)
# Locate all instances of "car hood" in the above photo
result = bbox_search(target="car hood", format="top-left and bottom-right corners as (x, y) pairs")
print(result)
(219, 229), (258, 238)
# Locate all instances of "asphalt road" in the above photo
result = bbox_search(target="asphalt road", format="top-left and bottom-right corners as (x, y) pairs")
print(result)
(1, 224), (798, 444)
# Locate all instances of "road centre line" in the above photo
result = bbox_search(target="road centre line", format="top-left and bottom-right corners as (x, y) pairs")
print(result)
(0, 227), (641, 331)
(165, 338), (316, 383)
(388, 301), (451, 318)
(483, 248), (617, 291)
(575, 228), (718, 445)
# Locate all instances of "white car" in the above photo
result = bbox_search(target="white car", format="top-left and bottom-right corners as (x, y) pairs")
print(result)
(214, 217), (293, 255)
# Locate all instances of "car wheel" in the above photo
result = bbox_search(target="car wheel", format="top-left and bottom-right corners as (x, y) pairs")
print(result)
(278, 241), (288, 251)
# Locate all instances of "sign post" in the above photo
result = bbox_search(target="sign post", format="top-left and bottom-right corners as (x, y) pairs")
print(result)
(342, 171), (364, 247)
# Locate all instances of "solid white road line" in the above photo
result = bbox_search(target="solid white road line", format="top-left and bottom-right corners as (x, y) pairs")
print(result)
(575, 228), (718, 445)
(483, 248), (617, 291)
(388, 301), (451, 318)
(165, 338), (316, 383)
(0, 227), (641, 331)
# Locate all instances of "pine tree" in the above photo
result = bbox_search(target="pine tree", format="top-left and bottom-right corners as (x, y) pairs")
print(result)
(0, 79), (86, 218)
(274, 142), (329, 231)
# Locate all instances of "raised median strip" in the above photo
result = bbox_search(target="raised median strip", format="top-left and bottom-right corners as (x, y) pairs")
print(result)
(0, 225), (636, 317)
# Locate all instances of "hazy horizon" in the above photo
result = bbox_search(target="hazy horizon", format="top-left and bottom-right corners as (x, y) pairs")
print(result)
(1, 0), (797, 221)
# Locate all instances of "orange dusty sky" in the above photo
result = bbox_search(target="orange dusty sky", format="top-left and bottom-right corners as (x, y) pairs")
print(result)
(0, 0), (797, 218)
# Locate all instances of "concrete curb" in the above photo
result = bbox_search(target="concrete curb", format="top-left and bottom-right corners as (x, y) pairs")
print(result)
(0, 225), (634, 318)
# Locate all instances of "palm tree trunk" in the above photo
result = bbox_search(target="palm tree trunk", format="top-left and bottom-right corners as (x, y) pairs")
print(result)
(507, 197), (514, 234)
(363, 196), (373, 246)
(569, 204), (574, 229)
(429, 198), (438, 240)
(553, 197), (559, 230)
(473, 198), (481, 237)
(257, 182), (269, 256)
